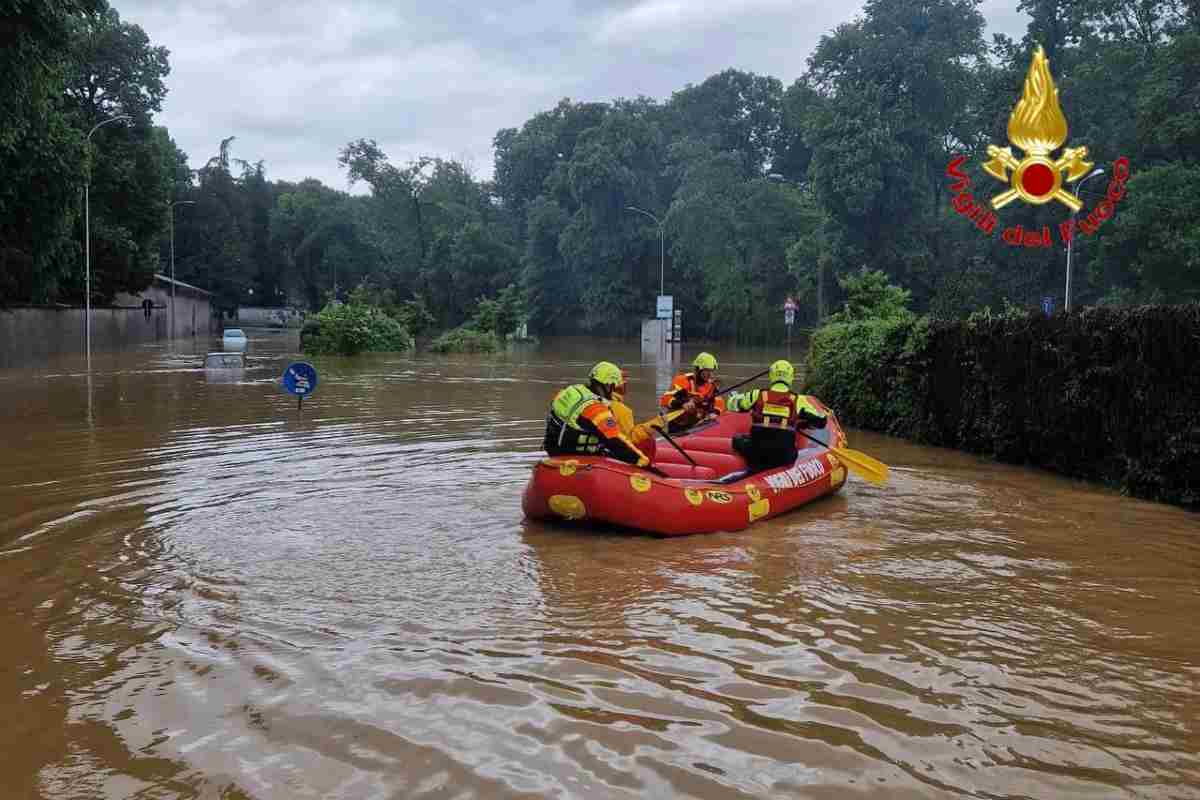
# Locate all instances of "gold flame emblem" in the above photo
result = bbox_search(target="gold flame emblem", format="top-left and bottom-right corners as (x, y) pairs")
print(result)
(983, 46), (1092, 211)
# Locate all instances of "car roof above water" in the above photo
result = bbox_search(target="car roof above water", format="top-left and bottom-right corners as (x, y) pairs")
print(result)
(204, 352), (245, 369)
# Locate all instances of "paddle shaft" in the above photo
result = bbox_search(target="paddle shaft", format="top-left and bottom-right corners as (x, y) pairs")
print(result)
(797, 428), (832, 452)
(650, 368), (772, 428)
(796, 428), (889, 484)
(657, 426), (699, 467)
(714, 368), (770, 398)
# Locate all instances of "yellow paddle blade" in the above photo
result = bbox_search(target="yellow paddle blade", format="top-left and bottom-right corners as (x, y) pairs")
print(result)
(830, 445), (889, 485)
(641, 407), (687, 430)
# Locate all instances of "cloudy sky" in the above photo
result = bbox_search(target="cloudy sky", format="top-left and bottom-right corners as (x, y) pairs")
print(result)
(116, 0), (1029, 190)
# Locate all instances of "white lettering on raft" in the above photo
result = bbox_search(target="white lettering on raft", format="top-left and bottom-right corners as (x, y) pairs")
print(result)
(763, 457), (826, 492)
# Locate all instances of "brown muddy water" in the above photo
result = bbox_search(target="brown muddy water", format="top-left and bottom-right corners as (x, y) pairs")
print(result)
(1, 330), (1197, 799)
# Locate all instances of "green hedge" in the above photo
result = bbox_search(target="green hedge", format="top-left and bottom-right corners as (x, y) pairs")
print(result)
(428, 326), (501, 353)
(805, 305), (1200, 509)
(301, 302), (413, 355)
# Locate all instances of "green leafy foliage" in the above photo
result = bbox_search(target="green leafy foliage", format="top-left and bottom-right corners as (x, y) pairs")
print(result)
(301, 302), (413, 356)
(4, 1), (1200, 328)
(828, 268), (914, 322)
(806, 303), (1200, 509)
(428, 327), (502, 353)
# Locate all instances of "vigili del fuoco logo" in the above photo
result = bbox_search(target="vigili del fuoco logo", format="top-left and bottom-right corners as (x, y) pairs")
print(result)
(947, 46), (1130, 248)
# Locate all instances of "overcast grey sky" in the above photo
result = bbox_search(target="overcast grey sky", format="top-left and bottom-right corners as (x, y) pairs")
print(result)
(117, 1), (1029, 190)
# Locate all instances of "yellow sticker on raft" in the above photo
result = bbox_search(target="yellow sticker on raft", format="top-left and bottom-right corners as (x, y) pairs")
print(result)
(745, 484), (761, 502)
(630, 475), (652, 493)
(559, 460), (578, 477)
(548, 495), (586, 520)
(705, 490), (733, 504)
(748, 498), (771, 521)
(684, 488), (704, 506)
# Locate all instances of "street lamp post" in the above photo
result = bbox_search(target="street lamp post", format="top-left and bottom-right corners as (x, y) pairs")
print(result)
(625, 205), (664, 298)
(1065, 168), (1105, 312)
(84, 114), (130, 366)
(169, 200), (196, 338)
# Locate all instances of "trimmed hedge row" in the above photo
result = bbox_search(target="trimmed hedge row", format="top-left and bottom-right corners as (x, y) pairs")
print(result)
(804, 305), (1200, 509)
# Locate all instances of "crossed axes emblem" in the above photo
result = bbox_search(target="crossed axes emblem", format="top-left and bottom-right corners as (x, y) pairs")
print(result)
(982, 144), (1093, 212)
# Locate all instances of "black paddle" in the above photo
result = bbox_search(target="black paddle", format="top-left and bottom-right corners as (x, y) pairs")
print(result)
(659, 367), (770, 425)
(715, 368), (770, 398)
(657, 425), (699, 467)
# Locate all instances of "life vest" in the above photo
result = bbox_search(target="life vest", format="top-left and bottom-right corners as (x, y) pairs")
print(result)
(752, 388), (799, 430)
(660, 372), (725, 413)
(544, 384), (604, 454)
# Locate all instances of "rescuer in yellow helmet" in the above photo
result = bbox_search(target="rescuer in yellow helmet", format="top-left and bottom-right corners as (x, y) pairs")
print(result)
(659, 351), (725, 431)
(726, 359), (828, 472)
(544, 361), (651, 467)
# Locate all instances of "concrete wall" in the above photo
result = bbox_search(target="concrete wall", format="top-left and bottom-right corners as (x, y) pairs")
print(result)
(1, 280), (218, 369)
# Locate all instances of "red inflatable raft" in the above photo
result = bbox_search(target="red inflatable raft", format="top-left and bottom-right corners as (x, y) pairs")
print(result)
(522, 403), (849, 536)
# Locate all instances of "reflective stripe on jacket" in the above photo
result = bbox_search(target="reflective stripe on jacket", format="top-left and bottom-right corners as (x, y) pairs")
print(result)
(727, 382), (826, 427)
(545, 384), (603, 453)
(544, 384), (649, 465)
(659, 372), (727, 412)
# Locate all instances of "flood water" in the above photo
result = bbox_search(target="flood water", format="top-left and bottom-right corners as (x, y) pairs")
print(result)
(1, 331), (1197, 799)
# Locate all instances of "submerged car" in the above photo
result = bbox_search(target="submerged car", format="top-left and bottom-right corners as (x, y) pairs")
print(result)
(204, 352), (245, 369)
(222, 328), (247, 351)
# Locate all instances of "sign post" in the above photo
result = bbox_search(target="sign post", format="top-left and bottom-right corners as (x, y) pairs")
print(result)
(282, 361), (319, 411)
(1041, 296), (1055, 316)
(656, 295), (673, 320)
(784, 297), (798, 345)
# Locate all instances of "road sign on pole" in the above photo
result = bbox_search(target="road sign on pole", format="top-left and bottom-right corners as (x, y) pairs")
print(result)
(282, 361), (318, 411)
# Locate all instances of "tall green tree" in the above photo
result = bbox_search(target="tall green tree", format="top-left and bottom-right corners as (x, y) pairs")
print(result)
(63, 5), (173, 301)
(800, 0), (987, 306)
(0, 0), (105, 304)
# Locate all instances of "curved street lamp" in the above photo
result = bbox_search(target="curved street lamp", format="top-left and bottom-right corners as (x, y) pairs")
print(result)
(1065, 168), (1105, 312)
(169, 200), (196, 338)
(84, 114), (130, 366)
(625, 205), (665, 298)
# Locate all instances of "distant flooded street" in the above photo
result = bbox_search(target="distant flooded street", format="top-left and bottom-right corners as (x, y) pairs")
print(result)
(1, 331), (1197, 799)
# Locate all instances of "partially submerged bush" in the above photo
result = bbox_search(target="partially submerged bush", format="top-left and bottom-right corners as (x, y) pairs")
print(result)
(428, 326), (501, 353)
(301, 302), (413, 355)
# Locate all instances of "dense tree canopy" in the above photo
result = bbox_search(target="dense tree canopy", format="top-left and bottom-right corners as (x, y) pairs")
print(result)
(2, 0), (1197, 338)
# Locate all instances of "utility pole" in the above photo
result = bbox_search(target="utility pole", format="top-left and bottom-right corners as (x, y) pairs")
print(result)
(83, 114), (130, 367)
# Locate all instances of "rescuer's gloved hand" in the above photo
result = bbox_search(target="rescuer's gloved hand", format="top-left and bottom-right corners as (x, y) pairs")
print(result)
(671, 388), (689, 408)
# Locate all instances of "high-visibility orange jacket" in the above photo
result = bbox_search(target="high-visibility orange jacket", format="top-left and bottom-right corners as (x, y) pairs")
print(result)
(544, 384), (649, 466)
(659, 372), (725, 430)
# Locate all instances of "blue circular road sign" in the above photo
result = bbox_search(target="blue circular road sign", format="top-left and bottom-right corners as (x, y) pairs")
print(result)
(282, 362), (318, 396)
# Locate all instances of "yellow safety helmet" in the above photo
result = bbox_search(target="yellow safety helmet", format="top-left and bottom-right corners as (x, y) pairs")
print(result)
(589, 361), (623, 387)
(768, 359), (795, 386)
(693, 352), (718, 371)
